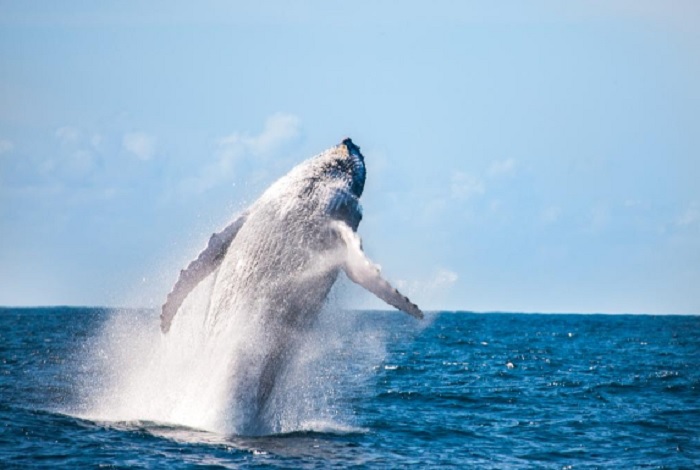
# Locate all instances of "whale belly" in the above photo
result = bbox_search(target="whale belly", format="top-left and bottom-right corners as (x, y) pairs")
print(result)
(201, 205), (342, 430)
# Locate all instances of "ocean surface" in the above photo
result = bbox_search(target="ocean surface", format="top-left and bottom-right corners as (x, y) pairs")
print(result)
(1, 307), (698, 469)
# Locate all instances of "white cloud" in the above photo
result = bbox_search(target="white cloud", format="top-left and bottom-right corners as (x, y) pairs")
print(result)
(37, 127), (98, 179)
(55, 126), (81, 145)
(420, 170), (486, 221)
(186, 113), (302, 194)
(451, 171), (485, 200)
(488, 158), (517, 177)
(123, 132), (157, 160)
(432, 268), (459, 289)
(90, 134), (103, 151)
(395, 267), (459, 307)
(588, 205), (610, 232)
(541, 205), (562, 224)
(65, 150), (95, 177)
(217, 112), (301, 158)
(677, 202), (699, 228)
(247, 113), (301, 156)
(0, 139), (14, 155)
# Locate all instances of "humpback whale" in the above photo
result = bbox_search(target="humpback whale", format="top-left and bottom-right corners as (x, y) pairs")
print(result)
(160, 138), (422, 433)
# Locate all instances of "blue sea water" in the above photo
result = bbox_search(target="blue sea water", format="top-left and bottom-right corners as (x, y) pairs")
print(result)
(1, 307), (698, 469)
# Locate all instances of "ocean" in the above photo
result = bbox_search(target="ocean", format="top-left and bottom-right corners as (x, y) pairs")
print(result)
(1, 307), (698, 469)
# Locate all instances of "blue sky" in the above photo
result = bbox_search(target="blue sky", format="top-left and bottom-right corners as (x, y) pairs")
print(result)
(1, 1), (698, 313)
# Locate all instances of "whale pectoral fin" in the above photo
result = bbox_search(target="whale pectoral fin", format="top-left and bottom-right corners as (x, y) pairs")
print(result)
(336, 223), (423, 320)
(160, 211), (249, 333)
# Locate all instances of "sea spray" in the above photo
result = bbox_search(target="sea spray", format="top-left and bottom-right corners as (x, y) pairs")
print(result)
(77, 281), (388, 436)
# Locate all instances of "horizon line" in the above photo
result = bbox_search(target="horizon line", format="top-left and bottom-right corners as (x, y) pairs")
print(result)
(0, 305), (697, 316)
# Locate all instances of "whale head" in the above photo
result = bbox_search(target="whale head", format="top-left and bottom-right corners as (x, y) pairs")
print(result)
(317, 138), (366, 228)
(266, 138), (366, 229)
(311, 137), (366, 198)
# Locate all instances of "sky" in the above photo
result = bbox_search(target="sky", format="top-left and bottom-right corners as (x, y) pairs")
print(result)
(1, 1), (698, 314)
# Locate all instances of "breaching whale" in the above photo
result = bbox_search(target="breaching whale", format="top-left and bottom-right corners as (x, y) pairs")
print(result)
(160, 138), (422, 433)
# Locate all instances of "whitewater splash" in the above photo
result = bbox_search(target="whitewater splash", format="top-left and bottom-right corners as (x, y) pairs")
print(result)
(78, 139), (422, 436)
(79, 302), (384, 436)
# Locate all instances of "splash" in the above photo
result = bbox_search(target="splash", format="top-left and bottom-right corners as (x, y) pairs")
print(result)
(76, 281), (387, 437)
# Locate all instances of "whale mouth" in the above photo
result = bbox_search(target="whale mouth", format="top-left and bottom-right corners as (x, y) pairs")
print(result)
(340, 138), (366, 198)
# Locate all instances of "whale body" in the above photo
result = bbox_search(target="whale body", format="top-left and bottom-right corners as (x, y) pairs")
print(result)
(160, 138), (422, 433)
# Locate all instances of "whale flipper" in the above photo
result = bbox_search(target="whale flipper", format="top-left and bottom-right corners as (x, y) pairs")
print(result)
(336, 223), (424, 319)
(161, 211), (249, 332)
